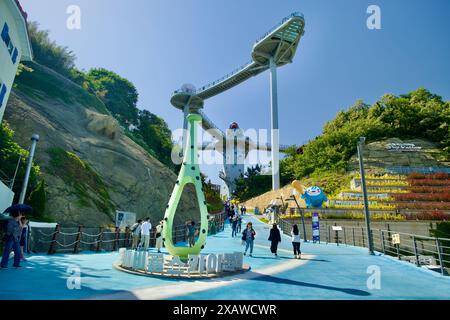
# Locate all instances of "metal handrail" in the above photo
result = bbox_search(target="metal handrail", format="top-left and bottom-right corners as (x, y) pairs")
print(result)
(277, 215), (450, 275)
(254, 12), (304, 45)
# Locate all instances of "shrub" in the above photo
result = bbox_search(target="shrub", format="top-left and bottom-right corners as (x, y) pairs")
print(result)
(409, 179), (450, 186)
(413, 211), (449, 221)
(394, 193), (450, 202)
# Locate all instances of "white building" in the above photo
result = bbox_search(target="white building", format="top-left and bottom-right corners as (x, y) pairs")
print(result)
(0, 0), (33, 212)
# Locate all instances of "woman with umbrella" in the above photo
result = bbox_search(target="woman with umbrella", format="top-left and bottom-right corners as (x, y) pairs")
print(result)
(1, 204), (32, 268)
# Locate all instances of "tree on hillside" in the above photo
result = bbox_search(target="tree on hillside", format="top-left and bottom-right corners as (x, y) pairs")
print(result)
(27, 22), (76, 77)
(137, 110), (174, 168)
(281, 88), (450, 182)
(86, 68), (139, 124)
(200, 173), (223, 213)
(0, 122), (41, 207)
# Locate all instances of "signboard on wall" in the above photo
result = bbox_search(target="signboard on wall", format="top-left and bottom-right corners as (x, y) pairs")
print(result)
(115, 211), (137, 229)
(312, 212), (320, 243)
(386, 143), (422, 152)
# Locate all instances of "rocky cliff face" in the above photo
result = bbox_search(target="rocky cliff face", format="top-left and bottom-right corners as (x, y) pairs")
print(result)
(4, 63), (197, 227)
(347, 138), (448, 172)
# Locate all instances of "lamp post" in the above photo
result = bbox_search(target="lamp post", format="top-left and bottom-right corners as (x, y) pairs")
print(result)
(287, 193), (307, 242)
(19, 134), (39, 204)
(357, 137), (374, 255)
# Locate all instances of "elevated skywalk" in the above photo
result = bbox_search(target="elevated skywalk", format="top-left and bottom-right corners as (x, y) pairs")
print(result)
(171, 12), (305, 106)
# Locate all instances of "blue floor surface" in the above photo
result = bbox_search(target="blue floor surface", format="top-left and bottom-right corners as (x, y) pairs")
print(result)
(1, 215), (449, 300)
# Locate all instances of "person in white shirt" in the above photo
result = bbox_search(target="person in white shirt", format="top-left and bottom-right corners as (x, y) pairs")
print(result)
(140, 218), (152, 251)
(155, 220), (164, 253)
(291, 224), (301, 259)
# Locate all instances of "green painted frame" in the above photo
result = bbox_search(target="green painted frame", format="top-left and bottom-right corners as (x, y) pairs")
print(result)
(162, 113), (208, 259)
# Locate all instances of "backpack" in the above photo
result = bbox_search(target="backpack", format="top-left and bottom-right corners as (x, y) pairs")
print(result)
(131, 223), (139, 233)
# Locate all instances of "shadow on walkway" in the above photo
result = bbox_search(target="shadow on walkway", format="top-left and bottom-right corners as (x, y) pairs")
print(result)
(250, 272), (371, 297)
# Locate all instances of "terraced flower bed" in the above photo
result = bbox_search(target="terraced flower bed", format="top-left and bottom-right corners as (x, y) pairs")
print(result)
(330, 172), (450, 220)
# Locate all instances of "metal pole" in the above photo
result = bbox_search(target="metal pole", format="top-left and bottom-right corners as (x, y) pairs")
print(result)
(435, 238), (445, 276)
(293, 197), (307, 242)
(413, 236), (420, 267)
(269, 57), (280, 191)
(19, 134), (39, 204)
(343, 227), (347, 246)
(180, 103), (190, 158)
(357, 137), (374, 255)
(381, 230), (386, 254)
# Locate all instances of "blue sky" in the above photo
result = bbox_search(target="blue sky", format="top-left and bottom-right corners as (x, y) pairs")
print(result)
(19, 0), (450, 186)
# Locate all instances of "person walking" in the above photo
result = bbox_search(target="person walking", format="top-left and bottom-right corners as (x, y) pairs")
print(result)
(291, 224), (301, 259)
(140, 218), (152, 251)
(155, 220), (164, 253)
(237, 213), (242, 233)
(268, 223), (281, 257)
(242, 222), (256, 257)
(130, 219), (142, 250)
(1, 211), (23, 268)
(231, 214), (238, 237)
(187, 221), (198, 247)
(19, 216), (29, 261)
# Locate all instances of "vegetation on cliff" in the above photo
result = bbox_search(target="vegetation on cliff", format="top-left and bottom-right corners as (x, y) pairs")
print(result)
(282, 88), (449, 181)
(47, 147), (115, 220)
(0, 122), (42, 218)
(22, 22), (176, 171)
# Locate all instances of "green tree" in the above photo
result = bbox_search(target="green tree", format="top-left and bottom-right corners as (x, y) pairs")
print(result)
(27, 22), (76, 77)
(0, 122), (41, 205)
(136, 110), (174, 169)
(86, 68), (139, 124)
(27, 180), (46, 219)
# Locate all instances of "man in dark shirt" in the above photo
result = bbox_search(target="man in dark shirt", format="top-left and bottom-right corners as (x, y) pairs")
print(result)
(1, 211), (23, 268)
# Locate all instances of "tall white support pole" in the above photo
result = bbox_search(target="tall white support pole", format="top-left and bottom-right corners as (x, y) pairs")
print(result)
(181, 103), (190, 157)
(19, 134), (39, 204)
(269, 58), (280, 190)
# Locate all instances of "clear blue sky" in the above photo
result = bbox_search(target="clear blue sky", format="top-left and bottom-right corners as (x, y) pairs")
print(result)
(19, 0), (450, 186)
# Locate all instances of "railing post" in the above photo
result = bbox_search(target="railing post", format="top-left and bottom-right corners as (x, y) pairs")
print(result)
(48, 224), (60, 255)
(362, 228), (365, 247)
(381, 230), (386, 254)
(396, 243), (400, 259)
(328, 225), (331, 244)
(112, 227), (119, 251)
(413, 236), (420, 267)
(73, 225), (82, 254)
(352, 228), (356, 246)
(334, 223), (339, 246)
(125, 226), (130, 248)
(96, 227), (103, 252)
(435, 238), (445, 276)
(343, 227), (347, 246)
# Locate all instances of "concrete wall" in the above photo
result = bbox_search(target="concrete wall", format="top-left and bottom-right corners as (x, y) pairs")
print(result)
(0, 0), (24, 122)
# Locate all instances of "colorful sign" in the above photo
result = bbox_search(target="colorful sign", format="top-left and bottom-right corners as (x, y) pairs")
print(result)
(312, 212), (320, 242)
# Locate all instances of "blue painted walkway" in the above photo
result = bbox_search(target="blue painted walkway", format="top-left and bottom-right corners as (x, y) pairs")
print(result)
(1, 215), (450, 300)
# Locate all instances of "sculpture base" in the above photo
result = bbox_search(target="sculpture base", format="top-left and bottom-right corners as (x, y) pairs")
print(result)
(113, 262), (251, 279)
(115, 250), (249, 279)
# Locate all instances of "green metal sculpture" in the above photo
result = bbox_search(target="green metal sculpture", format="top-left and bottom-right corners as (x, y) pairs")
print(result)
(162, 113), (208, 259)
